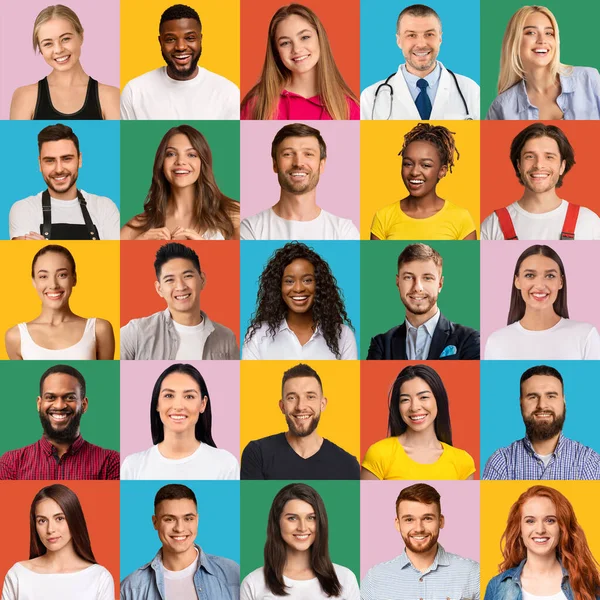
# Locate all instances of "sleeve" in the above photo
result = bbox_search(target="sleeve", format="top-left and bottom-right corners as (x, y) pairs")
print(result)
(366, 335), (384, 360)
(469, 562), (481, 600)
(456, 207), (477, 240)
(483, 574), (498, 600)
(120, 83), (136, 120)
(239, 217), (256, 240)
(105, 450), (121, 480)
(483, 332), (499, 360)
(225, 329), (240, 360)
(347, 97), (360, 120)
(459, 328), (481, 360)
(119, 321), (137, 360)
(360, 87), (374, 120)
(241, 333), (261, 360)
(223, 84), (241, 120)
(466, 79), (481, 120)
(361, 442), (386, 480)
(226, 454), (241, 480)
(341, 219), (360, 241)
(240, 441), (265, 480)
(583, 326), (600, 359)
(340, 568), (360, 600)
(97, 568), (116, 600)
(457, 449), (476, 480)
(98, 197), (121, 241)
(480, 212), (502, 240)
(240, 95), (256, 120)
(1, 568), (17, 600)
(485, 98), (502, 120)
(360, 570), (375, 600)
(369, 209), (387, 240)
(120, 454), (135, 480)
(240, 575), (256, 600)
(9, 200), (36, 239)
(339, 326), (358, 360)
(0, 452), (17, 480)
(482, 450), (507, 481)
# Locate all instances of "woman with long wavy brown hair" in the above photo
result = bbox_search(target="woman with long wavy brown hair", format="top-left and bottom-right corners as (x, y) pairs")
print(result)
(121, 124), (239, 240)
(241, 4), (359, 120)
(484, 485), (600, 599)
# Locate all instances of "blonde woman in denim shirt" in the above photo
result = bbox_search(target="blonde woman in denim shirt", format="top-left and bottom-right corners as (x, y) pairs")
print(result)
(484, 485), (600, 600)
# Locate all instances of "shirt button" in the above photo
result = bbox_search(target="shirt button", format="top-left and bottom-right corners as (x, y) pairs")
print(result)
(419, 577), (423, 582)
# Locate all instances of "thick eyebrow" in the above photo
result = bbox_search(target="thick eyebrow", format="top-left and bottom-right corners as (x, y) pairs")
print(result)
(279, 145), (318, 152)
(166, 146), (196, 152)
(42, 154), (76, 161)
(283, 511), (316, 517)
(39, 32), (73, 43)
(161, 513), (197, 518)
(401, 512), (436, 518)
(36, 267), (68, 274)
(399, 390), (431, 398)
(523, 25), (554, 31)
(403, 28), (437, 34)
(521, 268), (558, 274)
(400, 270), (436, 277)
(277, 28), (312, 42)
(36, 511), (66, 518)
(161, 387), (199, 394)
(523, 513), (557, 519)
(163, 29), (198, 36)
(161, 269), (195, 280)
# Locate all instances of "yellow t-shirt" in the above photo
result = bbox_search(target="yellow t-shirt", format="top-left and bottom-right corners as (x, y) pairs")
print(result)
(370, 200), (476, 240)
(362, 437), (475, 480)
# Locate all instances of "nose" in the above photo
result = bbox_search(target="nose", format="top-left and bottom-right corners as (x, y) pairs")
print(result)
(409, 397), (421, 412)
(296, 517), (309, 532)
(53, 397), (67, 410)
(173, 519), (184, 532)
(175, 37), (187, 51)
(412, 277), (424, 292)
(292, 279), (305, 293)
(174, 276), (188, 290)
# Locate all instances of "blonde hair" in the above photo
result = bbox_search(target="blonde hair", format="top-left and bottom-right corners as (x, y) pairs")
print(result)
(33, 5), (84, 53)
(241, 4), (358, 120)
(497, 5), (569, 94)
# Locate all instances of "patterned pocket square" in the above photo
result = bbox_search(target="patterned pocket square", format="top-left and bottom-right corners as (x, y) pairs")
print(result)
(440, 345), (457, 357)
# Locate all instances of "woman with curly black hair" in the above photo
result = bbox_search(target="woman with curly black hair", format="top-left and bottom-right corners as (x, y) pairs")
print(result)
(242, 242), (356, 360)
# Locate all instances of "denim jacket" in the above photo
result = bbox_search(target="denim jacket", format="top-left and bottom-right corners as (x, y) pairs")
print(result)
(120, 545), (240, 600)
(484, 560), (578, 600)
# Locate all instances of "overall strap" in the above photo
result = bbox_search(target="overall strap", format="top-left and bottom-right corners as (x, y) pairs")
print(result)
(76, 190), (100, 240)
(560, 203), (580, 240)
(41, 190), (52, 239)
(495, 207), (518, 240)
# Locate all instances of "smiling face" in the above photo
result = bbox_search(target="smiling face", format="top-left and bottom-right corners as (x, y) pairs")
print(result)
(401, 141), (446, 197)
(153, 498), (198, 557)
(157, 372), (206, 438)
(37, 373), (87, 444)
(39, 139), (81, 199)
(163, 133), (202, 189)
(396, 14), (442, 76)
(514, 254), (563, 315)
(32, 251), (75, 309)
(279, 499), (317, 553)
(155, 258), (205, 315)
(280, 376), (326, 438)
(395, 500), (444, 555)
(517, 136), (565, 195)
(273, 135), (325, 196)
(521, 375), (565, 442)
(37, 18), (83, 71)
(275, 14), (320, 76)
(519, 11), (556, 72)
(35, 498), (73, 554)
(399, 377), (438, 433)
(396, 259), (443, 319)
(159, 18), (202, 80)
(520, 496), (560, 558)
(281, 258), (316, 315)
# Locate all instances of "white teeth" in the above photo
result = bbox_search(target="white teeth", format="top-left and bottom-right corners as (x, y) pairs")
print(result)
(170, 415), (187, 420)
(172, 536), (187, 541)
(414, 51), (430, 56)
(531, 173), (549, 178)
(293, 55), (309, 62)
(55, 56), (69, 62)
(409, 179), (424, 184)
(294, 534), (310, 539)
(534, 49), (548, 54)
(47, 292), (62, 298)
(409, 415), (427, 422)
(50, 414), (68, 420)
(290, 172), (307, 177)
(295, 415), (311, 420)
(533, 537), (549, 542)
(412, 535), (427, 540)
(174, 170), (190, 174)
(292, 296), (308, 300)
(175, 294), (191, 300)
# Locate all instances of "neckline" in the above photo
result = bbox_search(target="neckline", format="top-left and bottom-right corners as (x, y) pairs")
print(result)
(43, 76), (92, 117)
(396, 437), (445, 466)
(398, 200), (448, 222)
(24, 319), (91, 352)
(17, 562), (96, 576)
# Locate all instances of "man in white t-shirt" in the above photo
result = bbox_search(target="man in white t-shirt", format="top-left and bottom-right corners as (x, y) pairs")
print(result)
(481, 123), (600, 240)
(240, 123), (360, 240)
(9, 124), (120, 240)
(120, 4), (239, 120)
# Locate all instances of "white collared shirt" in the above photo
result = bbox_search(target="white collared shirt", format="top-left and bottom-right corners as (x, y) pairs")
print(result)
(405, 310), (441, 360)
(242, 320), (357, 360)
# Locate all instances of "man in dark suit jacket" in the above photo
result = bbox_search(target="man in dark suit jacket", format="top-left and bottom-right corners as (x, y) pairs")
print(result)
(367, 243), (480, 360)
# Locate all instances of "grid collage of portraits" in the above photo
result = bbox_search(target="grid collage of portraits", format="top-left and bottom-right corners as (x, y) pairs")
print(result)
(1, 0), (600, 599)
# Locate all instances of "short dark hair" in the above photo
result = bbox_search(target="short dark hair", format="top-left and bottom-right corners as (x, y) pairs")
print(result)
(38, 124), (80, 155)
(396, 483), (442, 516)
(39, 365), (86, 398)
(520, 365), (564, 398)
(281, 363), (323, 397)
(271, 123), (327, 160)
(31, 244), (77, 279)
(154, 484), (197, 512)
(510, 123), (575, 188)
(397, 4), (441, 32)
(159, 4), (201, 29)
(154, 242), (201, 279)
(397, 243), (443, 272)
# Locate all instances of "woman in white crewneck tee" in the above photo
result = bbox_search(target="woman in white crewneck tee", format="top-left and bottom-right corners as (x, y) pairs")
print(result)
(1, 484), (114, 600)
(4, 245), (115, 360)
(121, 363), (239, 480)
(484, 244), (600, 359)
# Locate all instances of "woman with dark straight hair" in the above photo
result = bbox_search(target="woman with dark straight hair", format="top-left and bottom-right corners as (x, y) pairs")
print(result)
(121, 363), (239, 480)
(1, 484), (114, 599)
(241, 483), (359, 599)
(485, 244), (600, 359)
(361, 365), (475, 480)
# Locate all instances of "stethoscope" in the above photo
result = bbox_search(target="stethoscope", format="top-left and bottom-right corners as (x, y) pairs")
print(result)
(372, 69), (472, 120)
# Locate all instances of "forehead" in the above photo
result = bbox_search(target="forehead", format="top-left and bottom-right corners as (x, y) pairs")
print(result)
(160, 371), (200, 392)
(166, 133), (193, 148)
(34, 251), (72, 271)
(521, 374), (563, 396)
(38, 18), (78, 40)
(283, 376), (322, 396)
(403, 140), (441, 161)
(42, 373), (81, 395)
(160, 257), (199, 277)
(155, 498), (197, 517)
(521, 136), (561, 155)
(275, 14), (316, 38)
(35, 497), (63, 517)
(281, 498), (315, 515)
(160, 18), (201, 36)
(398, 14), (441, 34)
(283, 258), (315, 276)
(40, 139), (78, 158)
(518, 253), (560, 273)
(400, 376), (433, 396)
(523, 11), (553, 29)
(397, 499), (439, 517)
(398, 259), (441, 276)
(521, 495), (556, 517)
(277, 136), (320, 153)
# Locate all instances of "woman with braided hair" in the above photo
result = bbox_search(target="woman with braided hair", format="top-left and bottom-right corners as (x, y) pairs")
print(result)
(370, 122), (477, 240)
(242, 242), (356, 360)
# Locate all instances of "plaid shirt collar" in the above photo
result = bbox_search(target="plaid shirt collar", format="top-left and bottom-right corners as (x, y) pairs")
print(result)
(39, 435), (85, 457)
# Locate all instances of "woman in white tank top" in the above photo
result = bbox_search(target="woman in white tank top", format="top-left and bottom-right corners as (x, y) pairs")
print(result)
(4, 245), (115, 360)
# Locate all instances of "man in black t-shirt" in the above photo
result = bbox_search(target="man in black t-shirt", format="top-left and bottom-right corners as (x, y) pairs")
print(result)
(240, 363), (359, 480)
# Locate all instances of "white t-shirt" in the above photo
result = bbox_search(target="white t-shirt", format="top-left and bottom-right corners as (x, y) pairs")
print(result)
(9, 190), (120, 240)
(120, 443), (240, 480)
(241, 564), (359, 600)
(240, 208), (360, 240)
(164, 550), (199, 600)
(481, 200), (600, 240)
(242, 321), (357, 360)
(174, 319), (210, 360)
(522, 590), (568, 600)
(1, 563), (114, 600)
(484, 318), (600, 360)
(120, 67), (239, 120)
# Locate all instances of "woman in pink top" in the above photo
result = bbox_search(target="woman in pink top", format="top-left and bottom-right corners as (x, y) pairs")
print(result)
(241, 4), (359, 120)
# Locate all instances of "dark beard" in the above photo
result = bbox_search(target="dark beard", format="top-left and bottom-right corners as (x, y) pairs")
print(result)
(39, 409), (82, 444)
(285, 413), (320, 437)
(163, 49), (201, 80)
(523, 406), (566, 442)
(45, 172), (78, 196)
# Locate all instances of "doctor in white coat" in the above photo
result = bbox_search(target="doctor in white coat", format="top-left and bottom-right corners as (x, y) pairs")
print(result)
(361, 4), (480, 120)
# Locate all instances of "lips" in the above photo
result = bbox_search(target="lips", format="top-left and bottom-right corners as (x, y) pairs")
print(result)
(170, 535), (190, 542)
(530, 291), (550, 302)
(292, 54), (310, 63)
(45, 291), (65, 300)
(408, 414), (428, 423)
(169, 414), (187, 422)
(293, 533), (311, 540)
(174, 293), (191, 301)
(48, 411), (73, 423)
(533, 411), (554, 419)
(54, 55), (70, 64)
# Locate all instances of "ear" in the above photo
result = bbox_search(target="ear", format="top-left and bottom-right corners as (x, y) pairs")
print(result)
(439, 513), (445, 529)
(558, 276), (563, 290)
(152, 515), (158, 530)
(38, 156), (42, 173)
(78, 152), (82, 169)
(81, 397), (89, 414)
(319, 157), (326, 174)
(438, 164), (448, 180)
(514, 275), (521, 290)
(155, 279), (165, 299)
(559, 159), (566, 176)
(396, 274), (400, 290)
(199, 271), (206, 291)
(199, 395), (208, 414)
(37, 396), (42, 412)
(273, 158), (278, 174)
(321, 396), (328, 412)
(396, 33), (402, 50)
(394, 516), (401, 534)
(438, 274), (444, 292)
(279, 399), (285, 414)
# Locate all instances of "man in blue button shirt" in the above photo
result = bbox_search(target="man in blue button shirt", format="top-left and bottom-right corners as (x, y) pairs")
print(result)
(120, 484), (240, 600)
(483, 365), (600, 480)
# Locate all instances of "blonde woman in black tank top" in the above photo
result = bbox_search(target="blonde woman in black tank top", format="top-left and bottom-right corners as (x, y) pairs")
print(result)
(9, 5), (119, 120)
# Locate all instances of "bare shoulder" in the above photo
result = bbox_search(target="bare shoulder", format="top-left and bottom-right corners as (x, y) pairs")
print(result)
(5, 324), (20, 343)
(10, 84), (38, 119)
(95, 318), (114, 336)
(97, 83), (120, 120)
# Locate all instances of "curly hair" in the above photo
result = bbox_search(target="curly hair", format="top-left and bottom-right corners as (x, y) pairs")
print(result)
(245, 242), (352, 359)
(399, 123), (459, 173)
(499, 485), (600, 600)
